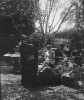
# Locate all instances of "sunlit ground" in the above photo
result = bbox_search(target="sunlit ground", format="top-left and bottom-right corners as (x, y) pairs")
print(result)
(1, 65), (84, 100)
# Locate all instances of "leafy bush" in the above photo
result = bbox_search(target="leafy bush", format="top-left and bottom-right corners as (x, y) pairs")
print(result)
(69, 29), (84, 50)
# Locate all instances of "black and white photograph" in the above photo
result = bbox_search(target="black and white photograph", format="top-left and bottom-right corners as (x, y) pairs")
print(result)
(0, 0), (84, 100)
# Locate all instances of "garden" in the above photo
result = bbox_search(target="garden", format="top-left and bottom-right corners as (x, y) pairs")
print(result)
(1, 0), (84, 99)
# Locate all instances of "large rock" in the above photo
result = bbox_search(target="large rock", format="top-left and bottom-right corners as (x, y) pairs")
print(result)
(61, 73), (75, 87)
(38, 66), (62, 85)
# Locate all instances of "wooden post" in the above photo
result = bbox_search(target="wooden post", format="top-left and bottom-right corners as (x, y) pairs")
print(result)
(20, 41), (38, 87)
(20, 43), (27, 86)
(33, 41), (38, 79)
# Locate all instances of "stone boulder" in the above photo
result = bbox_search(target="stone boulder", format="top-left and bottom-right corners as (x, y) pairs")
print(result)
(38, 66), (62, 85)
(61, 72), (75, 88)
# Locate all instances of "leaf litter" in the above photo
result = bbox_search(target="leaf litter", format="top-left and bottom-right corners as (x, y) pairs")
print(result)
(1, 74), (84, 100)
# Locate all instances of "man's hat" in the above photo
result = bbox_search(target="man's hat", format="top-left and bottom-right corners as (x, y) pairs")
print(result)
(46, 45), (52, 49)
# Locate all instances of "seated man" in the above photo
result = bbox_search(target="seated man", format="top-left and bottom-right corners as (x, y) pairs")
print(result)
(63, 44), (71, 57)
(42, 45), (55, 69)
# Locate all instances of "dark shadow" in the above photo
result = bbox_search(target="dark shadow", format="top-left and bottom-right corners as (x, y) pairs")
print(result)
(61, 76), (84, 92)
(21, 75), (84, 93)
(22, 83), (63, 93)
(1, 66), (13, 74)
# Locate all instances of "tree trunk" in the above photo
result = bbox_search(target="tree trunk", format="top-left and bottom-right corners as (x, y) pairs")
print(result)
(43, 34), (48, 47)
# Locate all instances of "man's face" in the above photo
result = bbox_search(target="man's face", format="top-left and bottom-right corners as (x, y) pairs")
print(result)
(47, 47), (51, 50)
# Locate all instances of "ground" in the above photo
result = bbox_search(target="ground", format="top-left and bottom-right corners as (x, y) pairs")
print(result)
(1, 63), (84, 100)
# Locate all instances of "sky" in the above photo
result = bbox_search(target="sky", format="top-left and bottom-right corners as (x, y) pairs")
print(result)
(35, 0), (75, 33)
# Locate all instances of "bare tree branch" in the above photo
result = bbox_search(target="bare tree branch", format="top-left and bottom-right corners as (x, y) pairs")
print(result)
(35, 0), (77, 35)
(50, 0), (60, 28)
(53, 4), (75, 33)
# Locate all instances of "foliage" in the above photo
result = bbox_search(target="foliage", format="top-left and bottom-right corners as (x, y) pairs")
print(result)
(30, 32), (54, 49)
(0, 0), (36, 55)
(0, 0), (36, 37)
(69, 0), (84, 29)
(69, 29), (84, 49)
(52, 29), (84, 50)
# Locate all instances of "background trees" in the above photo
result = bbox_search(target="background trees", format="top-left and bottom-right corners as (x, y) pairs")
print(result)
(0, 0), (84, 56)
(34, 0), (79, 46)
(68, 0), (84, 29)
(0, 0), (36, 56)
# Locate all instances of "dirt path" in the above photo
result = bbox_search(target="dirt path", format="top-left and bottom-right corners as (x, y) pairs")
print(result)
(1, 74), (84, 100)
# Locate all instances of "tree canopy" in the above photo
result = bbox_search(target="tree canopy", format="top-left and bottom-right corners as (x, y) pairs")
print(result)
(0, 0), (36, 37)
(0, 0), (36, 55)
